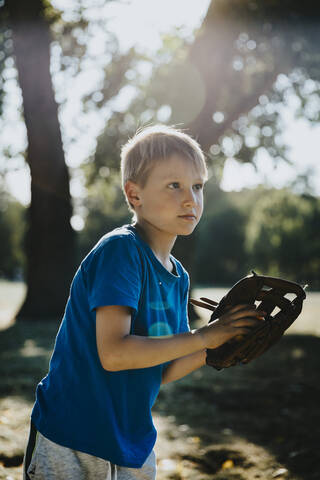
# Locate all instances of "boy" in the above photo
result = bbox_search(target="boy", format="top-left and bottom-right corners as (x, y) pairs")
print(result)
(24, 125), (265, 479)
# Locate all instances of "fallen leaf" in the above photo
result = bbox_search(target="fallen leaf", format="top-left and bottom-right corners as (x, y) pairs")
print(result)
(159, 458), (177, 471)
(222, 459), (234, 470)
(190, 436), (201, 445)
(272, 467), (288, 478)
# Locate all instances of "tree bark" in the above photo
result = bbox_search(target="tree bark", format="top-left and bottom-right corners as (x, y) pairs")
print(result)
(6, 0), (75, 320)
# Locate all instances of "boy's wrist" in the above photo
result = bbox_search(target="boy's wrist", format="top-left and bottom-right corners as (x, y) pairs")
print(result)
(193, 326), (210, 350)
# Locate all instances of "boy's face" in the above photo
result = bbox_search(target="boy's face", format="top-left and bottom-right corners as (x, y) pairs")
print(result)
(129, 154), (205, 237)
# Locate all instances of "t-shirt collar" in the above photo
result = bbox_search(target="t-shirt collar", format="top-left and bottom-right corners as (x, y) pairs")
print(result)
(127, 224), (180, 282)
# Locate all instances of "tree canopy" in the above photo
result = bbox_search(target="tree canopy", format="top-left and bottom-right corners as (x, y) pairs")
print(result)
(0, 0), (320, 317)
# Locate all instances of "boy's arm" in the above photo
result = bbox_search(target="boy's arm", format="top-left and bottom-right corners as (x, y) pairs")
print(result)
(96, 304), (265, 372)
(161, 349), (206, 385)
(96, 305), (206, 371)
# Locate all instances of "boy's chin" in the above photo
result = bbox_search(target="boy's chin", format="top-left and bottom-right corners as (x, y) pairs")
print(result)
(176, 225), (197, 236)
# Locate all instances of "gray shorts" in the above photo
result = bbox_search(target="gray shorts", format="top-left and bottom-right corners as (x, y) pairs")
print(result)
(23, 423), (156, 480)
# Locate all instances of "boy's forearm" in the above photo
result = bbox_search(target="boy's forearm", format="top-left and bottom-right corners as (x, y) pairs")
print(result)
(100, 305), (265, 372)
(161, 349), (206, 384)
(100, 330), (206, 372)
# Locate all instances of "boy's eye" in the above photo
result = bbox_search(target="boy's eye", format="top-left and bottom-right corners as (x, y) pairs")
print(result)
(194, 184), (204, 191)
(168, 182), (180, 189)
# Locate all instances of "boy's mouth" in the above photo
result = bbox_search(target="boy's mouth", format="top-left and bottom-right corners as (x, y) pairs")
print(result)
(178, 214), (196, 221)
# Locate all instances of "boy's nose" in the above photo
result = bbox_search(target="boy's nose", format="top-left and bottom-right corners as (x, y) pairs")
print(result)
(183, 189), (196, 206)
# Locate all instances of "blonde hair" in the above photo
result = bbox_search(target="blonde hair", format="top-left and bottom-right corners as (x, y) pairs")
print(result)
(120, 124), (207, 211)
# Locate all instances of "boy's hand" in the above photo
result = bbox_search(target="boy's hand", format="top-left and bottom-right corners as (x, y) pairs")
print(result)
(198, 304), (266, 350)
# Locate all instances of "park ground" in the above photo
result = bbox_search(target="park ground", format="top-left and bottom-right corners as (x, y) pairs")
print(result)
(0, 281), (320, 480)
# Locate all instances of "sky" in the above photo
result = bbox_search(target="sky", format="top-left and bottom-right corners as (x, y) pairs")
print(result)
(220, 108), (320, 195)
(1, 0), (320, 210)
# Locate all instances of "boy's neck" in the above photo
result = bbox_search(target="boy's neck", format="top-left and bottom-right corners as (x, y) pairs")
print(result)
(133, 220), (177, 269)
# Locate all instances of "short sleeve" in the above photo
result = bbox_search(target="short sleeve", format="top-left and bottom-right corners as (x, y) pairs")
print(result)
(84, 237), (142, 312)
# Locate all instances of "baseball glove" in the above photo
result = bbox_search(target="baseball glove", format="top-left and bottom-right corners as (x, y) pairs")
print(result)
(190, 271), (307, 370)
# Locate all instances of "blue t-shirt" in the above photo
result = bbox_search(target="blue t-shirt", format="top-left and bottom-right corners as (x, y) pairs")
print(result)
(31, 224), (190, 467)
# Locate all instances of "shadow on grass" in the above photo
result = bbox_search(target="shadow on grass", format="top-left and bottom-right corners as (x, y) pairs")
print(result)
(0, 320), (60, 402)
(154, 334), (320, 480)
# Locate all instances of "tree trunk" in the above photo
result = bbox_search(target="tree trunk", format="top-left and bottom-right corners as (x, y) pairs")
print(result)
(6, 0), (75, 320)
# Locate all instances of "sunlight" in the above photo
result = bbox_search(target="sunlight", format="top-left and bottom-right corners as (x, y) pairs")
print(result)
(220, 106), (320, 196)
(1, 0), (211, 206)
(1, 0), (319, 205)
(102, 0), (211, 52)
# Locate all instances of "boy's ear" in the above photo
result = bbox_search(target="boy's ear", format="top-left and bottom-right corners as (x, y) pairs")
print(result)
(124, 181), (142, 208)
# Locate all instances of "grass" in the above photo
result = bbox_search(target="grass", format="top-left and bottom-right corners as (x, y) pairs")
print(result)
(0, 281), (320, 479)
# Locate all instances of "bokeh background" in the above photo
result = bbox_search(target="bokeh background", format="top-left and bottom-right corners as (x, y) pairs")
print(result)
(0, 1), (320, 479)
